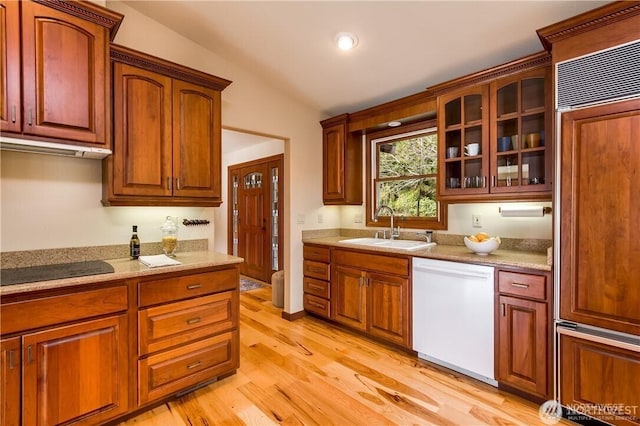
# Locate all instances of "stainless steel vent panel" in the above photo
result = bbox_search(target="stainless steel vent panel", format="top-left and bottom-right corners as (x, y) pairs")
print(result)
(557, 40), (640, 109)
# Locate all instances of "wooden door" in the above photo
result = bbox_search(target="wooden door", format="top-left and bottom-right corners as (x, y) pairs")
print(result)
(22, 315), (129, 426)
(559, 334), (640, 426)
(112, 62), (173, 197)
(367, 272), (409, 347)
(560, 99), (640, 336)
(173, 79), (222, 200)
(332, 265), (367, 331)
(1, 337), (21, 426)
(497, 295), (549, 398)
(20, 0), (109, 145)
(0, 0), (20, 133)
(236, 163), (269, 281)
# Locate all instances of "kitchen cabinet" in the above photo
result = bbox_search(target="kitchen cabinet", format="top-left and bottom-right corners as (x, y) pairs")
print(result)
(0, 283), (130, 425)
(137, 268), (239, 405)
(1, 337), (20, 426)
(559, 333), (640, 426)
(103, 44), (232, 207)
(332, 249), (410, 348)
(434, 53), (552, 201)
(0, 0), (122, 145)
(321, 114), (363, 205)
(495, 268), (552, 401)
(303, 244), (331, 318)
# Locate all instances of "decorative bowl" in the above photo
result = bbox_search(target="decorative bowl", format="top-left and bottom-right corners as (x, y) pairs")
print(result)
(464, 236), (501, 255)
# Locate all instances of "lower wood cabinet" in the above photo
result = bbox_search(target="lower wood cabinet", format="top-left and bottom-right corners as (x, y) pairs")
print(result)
(302, 244), (332, 318)
(0, 264), (241, 424)
(495, 268), (552, 401)
(332, 249), (410, 348)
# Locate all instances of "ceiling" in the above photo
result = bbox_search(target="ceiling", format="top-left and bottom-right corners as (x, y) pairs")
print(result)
(121, 1), (608, 118)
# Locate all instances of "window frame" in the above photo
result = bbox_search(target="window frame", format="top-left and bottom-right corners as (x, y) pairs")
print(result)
(365, 119), (447, 230)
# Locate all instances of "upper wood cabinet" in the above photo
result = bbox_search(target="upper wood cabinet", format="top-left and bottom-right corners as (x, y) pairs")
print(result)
(321, 114), (363, 205)
(0, 0), (123, 145)
(103, 45), (231, 207)
(433, 52), (552, 202)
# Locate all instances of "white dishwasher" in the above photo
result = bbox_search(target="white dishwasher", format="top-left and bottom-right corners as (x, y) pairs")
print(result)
(412, 257), (497, 386)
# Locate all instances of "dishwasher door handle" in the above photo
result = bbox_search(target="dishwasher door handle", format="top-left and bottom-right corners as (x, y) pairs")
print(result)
(413, 265), (492, 280)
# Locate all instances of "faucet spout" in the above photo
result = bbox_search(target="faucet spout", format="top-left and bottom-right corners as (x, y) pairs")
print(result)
(374, 205), (400, 240)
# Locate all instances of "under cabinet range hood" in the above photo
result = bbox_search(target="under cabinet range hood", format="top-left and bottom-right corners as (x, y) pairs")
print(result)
(0, 136), (111, 159)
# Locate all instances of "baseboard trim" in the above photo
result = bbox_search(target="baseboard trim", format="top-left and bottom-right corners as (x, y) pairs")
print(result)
(281, 310), (306, 321)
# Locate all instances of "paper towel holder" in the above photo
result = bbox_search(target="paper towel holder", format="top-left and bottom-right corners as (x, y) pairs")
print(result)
(499, 206), (551, 217)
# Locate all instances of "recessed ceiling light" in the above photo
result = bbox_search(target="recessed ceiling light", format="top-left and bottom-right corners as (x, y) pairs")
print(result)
(336, 32), (358, 51)
(388, 121), (402, 127)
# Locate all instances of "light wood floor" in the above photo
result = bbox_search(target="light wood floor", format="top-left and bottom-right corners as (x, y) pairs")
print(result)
(121, 286), (568, 425)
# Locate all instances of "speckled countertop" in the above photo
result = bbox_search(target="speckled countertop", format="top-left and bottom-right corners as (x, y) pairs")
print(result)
(303, 236), (551, 272)
(0, 251), (244, 296)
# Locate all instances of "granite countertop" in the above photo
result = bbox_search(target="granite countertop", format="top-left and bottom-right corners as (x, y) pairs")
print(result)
(0, 251), (244, 296)
(303, 236), (551, 272)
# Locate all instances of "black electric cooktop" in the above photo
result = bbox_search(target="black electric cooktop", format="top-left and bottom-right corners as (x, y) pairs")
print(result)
(1, 260), (115, 286)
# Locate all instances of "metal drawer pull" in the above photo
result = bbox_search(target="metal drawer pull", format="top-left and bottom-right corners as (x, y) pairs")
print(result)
(11, 105), (16, 123)
(167, 177), (172, 190)
(308, 300), (325, 309)
(9, 350), (15, 369)
(28, 109), (33, 126)
(187, 284), (202, 290)
(27, 345), (33, 364)
(186, 361), (202, 370)
(186, 317), (201, 325)
(511, 282), (530, 289)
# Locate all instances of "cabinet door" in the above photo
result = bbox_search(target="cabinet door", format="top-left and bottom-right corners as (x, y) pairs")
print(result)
(367, 272), (410, 347)
(559, 334), (640, 426)
(559, 99), (640, 336)
(332, 265), (367, 331)
(112, 62), (173, 197)
(497, 296), (549, 398)
(0, 0), (21, 133)
(22, 315), (129, 426)
(438, 85), (490, 197)
(172, 79), (222, 199)
(20, 0), (109, 145)
(490, 67), (551, 194)
(1, 337), (21, 426)
(323, 121), (347, 203)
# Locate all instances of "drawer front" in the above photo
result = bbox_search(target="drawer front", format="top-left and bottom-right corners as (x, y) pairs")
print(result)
(303, 277), (330, 299)
(304, 294), (330, 318)
(139, 268), (238, 307)
(1, 284), (128, 335)
(139, 291), (238, 355)
(498, 271), (547, 300)
(303, 245), (330, 263)
(303, 260), (330, 281)
(138, 330), (239, 404)
(333, 249), (409, 277)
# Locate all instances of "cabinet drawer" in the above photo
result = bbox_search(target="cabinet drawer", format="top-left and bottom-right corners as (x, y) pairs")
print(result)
(139, 291), (237, 355)
(303, 277), (330, 299)
(1, 285), (128, 335)
(303, 260), (330, 281)
(304, 294), (330, 318)
(498, 271), (547, 300)
(139, 268), (237, 307)
(333, 249), (409, 277)
(303, 245), (330, 263)
(138, 330), (238, 404)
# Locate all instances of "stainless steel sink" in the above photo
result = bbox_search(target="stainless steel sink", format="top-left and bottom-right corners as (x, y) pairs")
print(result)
(339, 237), (436, 251)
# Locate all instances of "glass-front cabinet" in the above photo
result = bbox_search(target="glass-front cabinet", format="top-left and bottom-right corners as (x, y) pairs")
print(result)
(438, 85), (490, 197)
(437, 65), (551, 200)
(490, 67), (551, 194)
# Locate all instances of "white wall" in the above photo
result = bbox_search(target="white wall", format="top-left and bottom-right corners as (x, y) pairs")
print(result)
(0, 1), (328, 316)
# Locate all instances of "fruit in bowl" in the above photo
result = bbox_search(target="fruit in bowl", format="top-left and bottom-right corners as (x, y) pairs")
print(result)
(464, 232), (501, 255)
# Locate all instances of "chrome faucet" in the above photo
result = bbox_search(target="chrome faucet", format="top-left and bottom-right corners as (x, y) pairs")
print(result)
(374, 205), (400, 240)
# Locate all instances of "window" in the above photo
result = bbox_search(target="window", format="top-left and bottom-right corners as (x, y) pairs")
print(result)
(366, 120), (447, 230)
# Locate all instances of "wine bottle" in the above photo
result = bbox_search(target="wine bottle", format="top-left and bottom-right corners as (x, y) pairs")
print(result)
(130, 225), (140, 259)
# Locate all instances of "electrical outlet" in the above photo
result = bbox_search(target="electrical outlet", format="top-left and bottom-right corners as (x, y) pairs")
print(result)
(296, 214), (305, 224)
(472, 214), (482, 228)
(317, 213), (323, 224)
(354, 214), (362, 223)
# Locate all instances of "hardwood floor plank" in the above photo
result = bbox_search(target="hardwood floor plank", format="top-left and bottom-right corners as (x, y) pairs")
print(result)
(121, 287), (571, 426)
